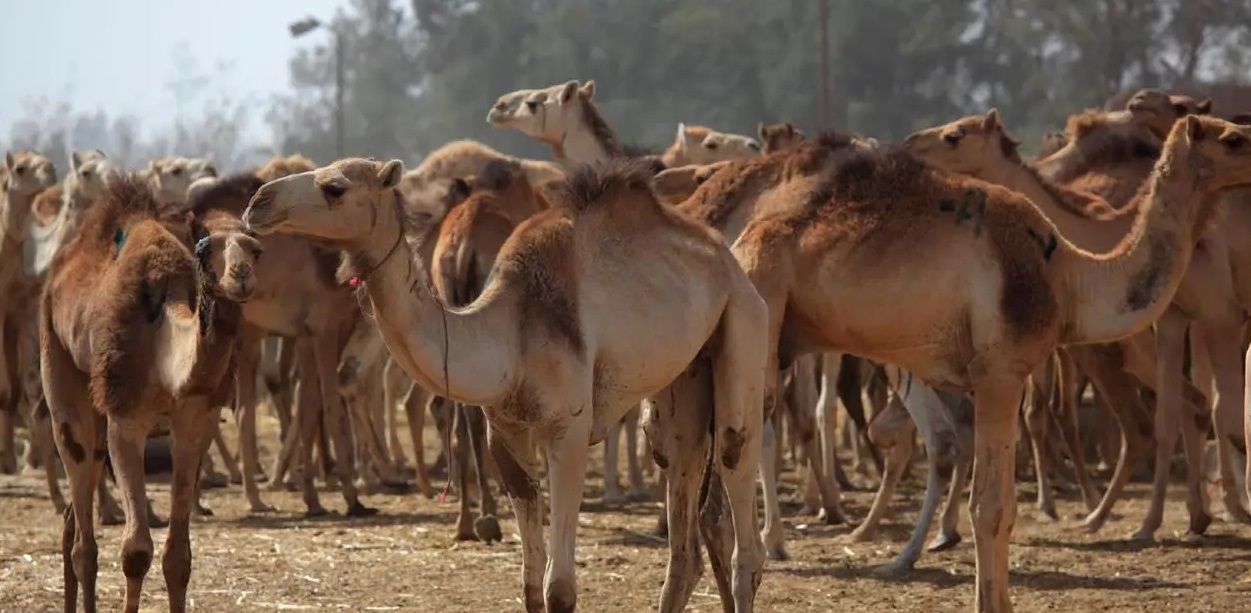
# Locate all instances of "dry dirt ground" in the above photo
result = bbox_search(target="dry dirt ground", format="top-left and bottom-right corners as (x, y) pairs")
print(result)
(3, 409), (1251, 613)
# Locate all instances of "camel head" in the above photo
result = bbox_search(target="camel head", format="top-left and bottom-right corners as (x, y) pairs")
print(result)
(1167, 115), (1251, 191)
(1036, 131), (1069, 161)
(256, 153), (317, 183)
(64, 149), (120, 206)
(903, 108), (1020, 174)
(144, 156), (214, 207)
(193, 215), (263, 303)
(244, 157), (404, 244)
(652, 161), (731, 205)
(3, 150), (58, 197)
(757, 121), (806, 154)
(1125, 88), (1212, 140)
(486, 79), (596, 143)
(672, 123), (761, 164)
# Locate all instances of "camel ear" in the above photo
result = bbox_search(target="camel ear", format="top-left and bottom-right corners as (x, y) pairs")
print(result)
(378, 159), (404, 189)
(756, 122), (767, 141)
(983, 108), (1001, 131)
(1197, 99), (1213, 115)
(579, 80), (595, 100)
(677, 122), (688, 145)
(3, 152), (13, 171)
(71, 151), (85, 171)
(1183, 115), (1205, 143)
(559, 80), (580, 104)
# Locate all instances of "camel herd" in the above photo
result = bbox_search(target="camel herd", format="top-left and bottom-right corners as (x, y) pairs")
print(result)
(3, 78), (1251, 613)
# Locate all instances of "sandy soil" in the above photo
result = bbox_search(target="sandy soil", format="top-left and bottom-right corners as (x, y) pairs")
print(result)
(2, 411), (1251, 613)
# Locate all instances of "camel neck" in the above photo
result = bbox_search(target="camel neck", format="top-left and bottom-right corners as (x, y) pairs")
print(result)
(1054, 146), (1201, 344)
(552, 101), (619, 166)
(348, 200), (518, 406)
(993, 161), (1130, 253)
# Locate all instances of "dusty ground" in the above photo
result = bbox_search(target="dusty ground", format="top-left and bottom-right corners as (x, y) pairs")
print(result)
(3, 410), (1251, 613)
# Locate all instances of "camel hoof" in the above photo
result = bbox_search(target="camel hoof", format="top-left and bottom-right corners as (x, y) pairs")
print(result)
(602, 489), (628, 507)
(1181, 531), (1208, 544)
(817, 507), (847, 525)
(1190, 513), (1213, 537)
(873, 560), (914, 577)
(1128, 528), (1156, 543)
(346, 501), (380, 518)
(1220, 506), (1251, 525)
(845, 527), (875, 544)
(453, 528), (478, 542)
(1035, 507), (1060, 523)
(201, 471), (231, 490)
(304, 506), (331, 518)
(474, 515), (503, 543)
(651, 518), (669, 539)
(765, 545), (790, 561)
(248, 502), (278, 515)
(1081, 513), (1108, 534)
(99, 513), (125, 527)
(148, 514), (170, 528)
(926, 533), (961, 553)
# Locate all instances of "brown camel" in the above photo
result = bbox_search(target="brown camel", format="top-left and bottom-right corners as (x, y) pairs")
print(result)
(660, 123), (761, 167)
(42, 174), (249, 613)
(714, 116), (1251, 612)
(757, 122), (807, 154)
(0, 151), (57, 472)
(903, 105), (1216, 531)
(1031, 99), (1250, 538)
(243, 156), (768, 613)
(185, 170), (394, 516)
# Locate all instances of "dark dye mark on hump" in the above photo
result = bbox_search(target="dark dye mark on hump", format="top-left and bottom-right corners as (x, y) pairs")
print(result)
(1123, 234), (1171, 311)
(501, 217), (584, 352)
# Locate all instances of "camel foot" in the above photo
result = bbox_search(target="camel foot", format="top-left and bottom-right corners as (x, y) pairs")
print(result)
(872, 558), (915, 577)
(926, 532), (962, 553)
(602, 488), (628, 507)
(148, 513), (170, 528)
(99, 510), (125, 526)
(248, 501), (278, 514)
(1034, 507), (1060, 523)
(474, 515), (503, 543)
(201, 470), (231, 490)
(1188, 513), (1213, 537)
(1181, 531), (1208, 544)
(845, 526), (875, 544)
(817, 506), (847, 525)
(51, 499), (68, 515)
(1081, 510), (1121, 534)
(651, 516), (669, 538)
(346, 501), (379, 518)
(304, 505), (331, 518)
(1219, 505), (1251, 525)
(454, 527), (478, 542)
(192, 502), (214, 518)
(1128, 528), (1157, 543)
(765, 544), (790, 562)
(21, 464), (44, 477)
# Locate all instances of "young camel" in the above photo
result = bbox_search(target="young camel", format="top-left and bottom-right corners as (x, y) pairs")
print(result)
(660, 122), (761, 167)
(719, 116), (1251, 612)
(243, 156), (768, 613)
(43, 174), (248, 613)
(1035, 98), (1251, 538)
(903, 104), (1216, 531)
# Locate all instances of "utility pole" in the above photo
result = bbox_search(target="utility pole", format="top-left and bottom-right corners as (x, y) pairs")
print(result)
(818, 0), (830, 130)
(290, 14), (346, 159)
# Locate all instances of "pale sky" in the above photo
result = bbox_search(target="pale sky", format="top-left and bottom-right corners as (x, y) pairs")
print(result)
(1, 0), (347, 143)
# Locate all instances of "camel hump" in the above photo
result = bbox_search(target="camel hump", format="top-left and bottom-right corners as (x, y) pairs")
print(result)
(551, 157), (665, 215)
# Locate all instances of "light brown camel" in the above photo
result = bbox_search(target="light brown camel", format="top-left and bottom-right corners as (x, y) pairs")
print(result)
(243, 156), (768, 613)
(141, 155), (218, 212)
(0, 151), (57, 473)
(717, 116), (1251, 612)
(1032, 98), (1251, 538)
(42, 174), (247, 613)
(660, 123), (761, 167)
(757, 122), (807, 154)
(185, 170), (394, 516)
(903, 106), (1216, 530)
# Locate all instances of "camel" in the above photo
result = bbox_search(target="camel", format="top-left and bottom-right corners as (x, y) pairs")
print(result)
(143, 155), (218, 213)
(660, 123), (761, 167)
(185, 170), (394, 516)
(243, 155), (768, 613)
(712, 116), (1251, 612)
(757, 122), (807, 154)
(1030, 97), (1251, 538)
(42, 174), (249, 613)
(902, 105), (1217, 530)
(0, 151), (57, 472)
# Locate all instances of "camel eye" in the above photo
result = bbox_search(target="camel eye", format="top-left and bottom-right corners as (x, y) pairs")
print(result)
(171, 167), (183, 176)
(704, 141), (719, 150)
(1222, 134), (1247, 151)
(14, 165), (26, 175)
(252, 246), (264, 261)
(943, 130), (964, 145)
(524, 100), (539, 113)
(321, 183), (347, 199)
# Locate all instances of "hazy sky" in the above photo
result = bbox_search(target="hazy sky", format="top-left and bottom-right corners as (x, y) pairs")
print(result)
(1, 0), (347, 141)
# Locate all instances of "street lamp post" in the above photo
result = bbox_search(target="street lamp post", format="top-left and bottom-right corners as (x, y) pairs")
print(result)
(289, 15), (345, 159)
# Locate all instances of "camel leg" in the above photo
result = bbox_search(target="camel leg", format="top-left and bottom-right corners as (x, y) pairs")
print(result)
(1022, 374), (1058, 521)
(29, 396), (67, 513)
(262, 336), (294, 438)
(1077, 352), (1150, 533)
(758, 417), (787, 560)
(1136, 308), (1211, 540)
(106, 412), (158, 613)
(602, 418), (626, 506)
(293, 345), (329, 515)
(401, 380), (435, 497)
(235, 332), (275, 512)
(465, 406), (501, 541)
(487, 424), (545, 613)
(791, 355), (843, 523)
(930, 453), (971, 552)
(164, 400), (216, 613)
(312, 335), (374, 516)
(544, 420), (596, 613)
(268, 406), (302, 492)
(452, 404), (477, 540)
(383, 359), (410, 469)
(343, 372), (405, 489)
(211, 421), (243, 485)
(968, 365), (1024, 613)
(623, 405), (648, 501)
(1050, 351), (1100, 512)
(1195, 318), (1251, 523)
(848, 396), (913, 543)
(647, 364), (713, 613)
(816, 354), (841, 495)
